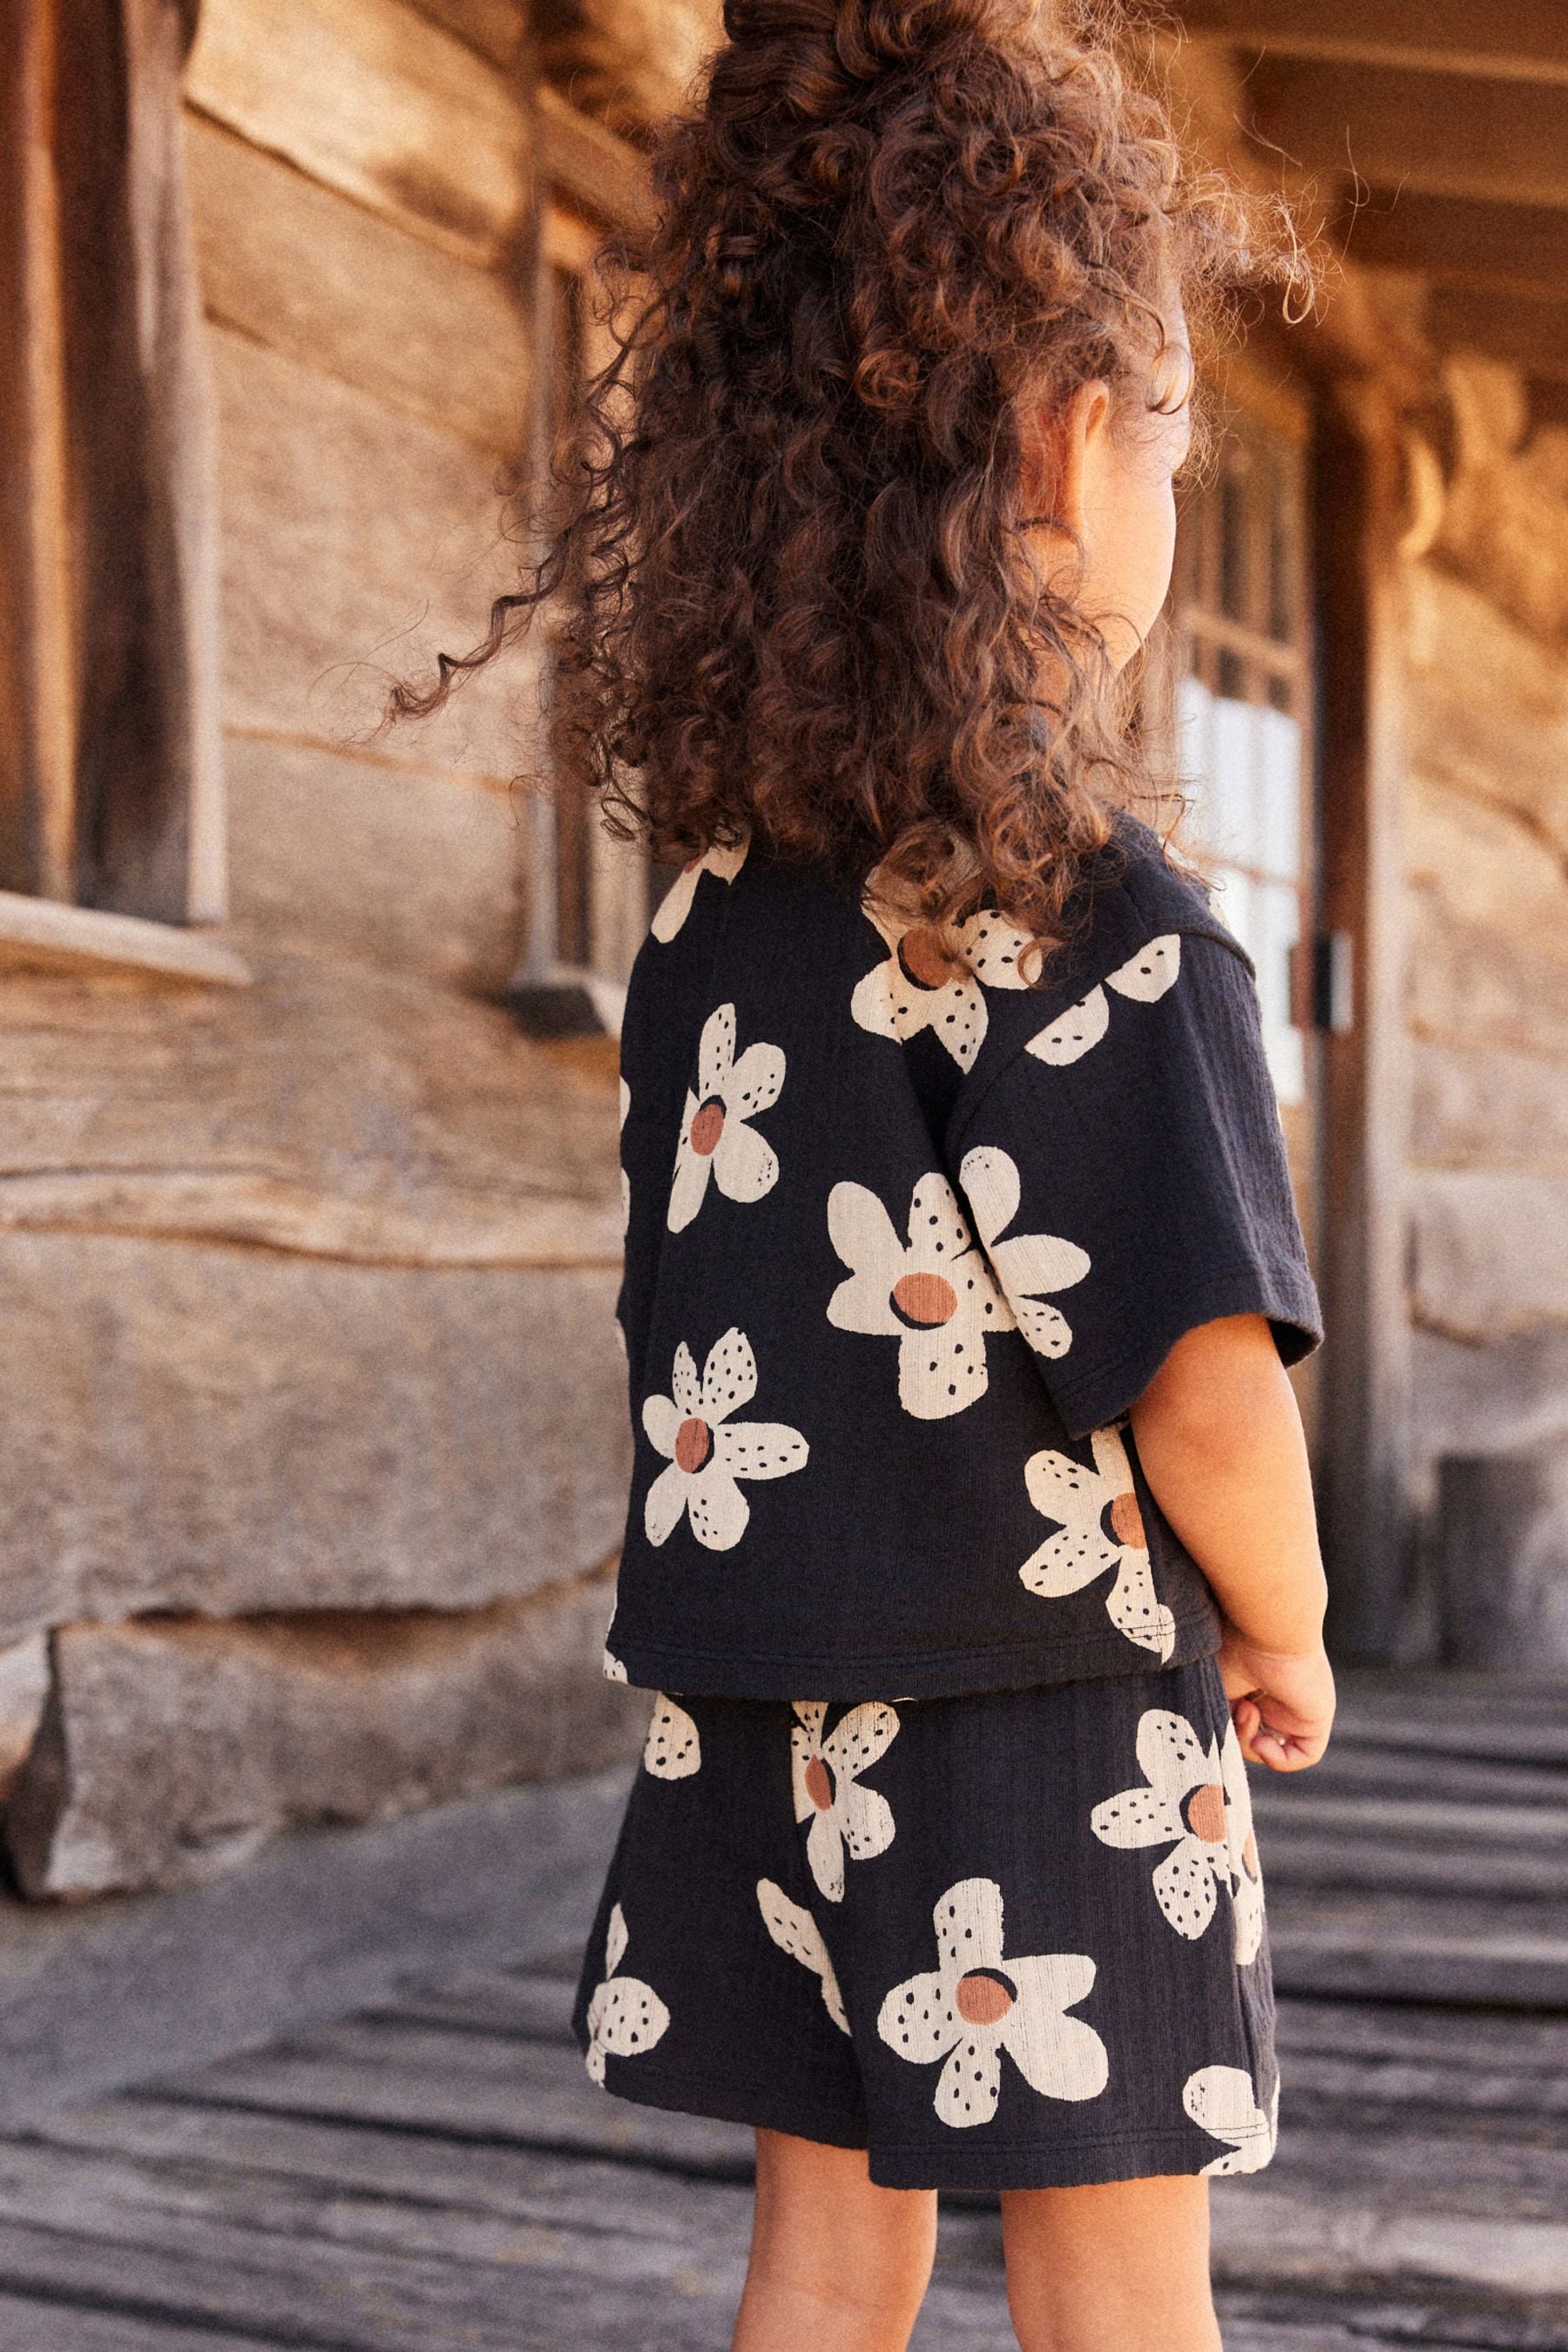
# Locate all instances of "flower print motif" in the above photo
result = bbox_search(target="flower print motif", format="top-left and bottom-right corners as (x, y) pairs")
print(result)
(958, 1145), (1091, 1362)
(668, 1004), (786, 1233)
(618, 1076), (631, 1235)
(603, 1648), (629, 1684)
(584, 1903), (671, 2085)
(642, 1328), (808, 1550)
(1025, 934), (1182, 1066)
(852, 893), (1033, 1071)
(1220, 1717), (1265, 1965)
(1183, 2065), (1279, 2176)
(644, 1694), (702, 1780)
(876, 1877), (1107, 2129)
(649, 835), (749, 943)
(1091, 1708), (1261, 1962)
(790, 1700), (899, 1902)
(827, 1173), (1012, 1418)
(756, 1879), (849, 2033)
(1019, 1423), (1176, 1661)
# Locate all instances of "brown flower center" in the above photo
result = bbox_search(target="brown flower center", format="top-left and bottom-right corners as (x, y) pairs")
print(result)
(891, 1271), (958, 1327)
(803, 1755), (834, 1811)
(1184, 1782), (1227, 1845)
(690, 1098), (726, 1156)
(897, 926), (956, 990)
(1109, 1489), (1146, 1548)
(955, 1970), (1015, 2027)
(675, 1416), (713, 1473)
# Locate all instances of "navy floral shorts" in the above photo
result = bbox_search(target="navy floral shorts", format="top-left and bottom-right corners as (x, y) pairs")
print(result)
(571, 1656), (1278, 2191)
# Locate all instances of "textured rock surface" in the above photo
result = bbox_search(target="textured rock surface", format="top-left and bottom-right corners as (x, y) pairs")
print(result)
(7, 1569), (643, 1898)
(0, 1233), (629, 1644)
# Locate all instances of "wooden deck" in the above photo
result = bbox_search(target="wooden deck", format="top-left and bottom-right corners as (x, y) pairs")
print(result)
(0, 1672), (1560, 2351)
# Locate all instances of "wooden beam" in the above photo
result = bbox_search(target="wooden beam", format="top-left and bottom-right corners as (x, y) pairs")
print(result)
(537, 83), (649, 236)
(1247, 57), (1568, 209)
(0, 0), (78, 901)
(1178, 0), (1568, 87)
(1428, 285), (1568, 383)
(1342, 191), (1568, 301)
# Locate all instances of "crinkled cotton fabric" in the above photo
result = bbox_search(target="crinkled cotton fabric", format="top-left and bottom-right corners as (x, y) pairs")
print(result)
(606, 817), (1321, 1701)
(572, 1660), (1279, 2191)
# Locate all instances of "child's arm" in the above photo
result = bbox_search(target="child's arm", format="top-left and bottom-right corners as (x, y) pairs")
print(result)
(1128, 1310), (1335, 1774)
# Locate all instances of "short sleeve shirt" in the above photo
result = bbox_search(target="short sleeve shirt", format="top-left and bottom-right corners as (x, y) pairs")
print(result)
(607, 818), (1321, 1701)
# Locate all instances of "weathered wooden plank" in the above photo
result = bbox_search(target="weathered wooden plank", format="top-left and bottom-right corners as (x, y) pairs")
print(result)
(166, 2025), (757, 2178)
(1432, 287), (1568, 385)
(0, 2296), (282, 2352)
(0, 892), (250, 986)
(1210, 2183), (1568, 2301)
(364, 1968), (578, 2042)
(408, 0), (528, 71)
(224, 736), (527, 993)
(6, 1572), (641, 1899)
(1249, 57), (1568, 207)
(537, 0), (720, 142)
(0, 1233), (628, 1642)
(537, 81), (649, 231)
(0, 954), (624, 1272)
(0, 1765), (630, 2132)
(186, 116), (531, 457)
(186, 0), (531, 268)
(1267, 1886), (1568, 2005)
(1179, 0), (1568, 83)
(1346, 191), (1568, 301)
(208, 326), (528, 783)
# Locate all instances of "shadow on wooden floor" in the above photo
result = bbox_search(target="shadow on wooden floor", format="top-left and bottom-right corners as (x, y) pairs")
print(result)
(0, 1671), (1559, 2350)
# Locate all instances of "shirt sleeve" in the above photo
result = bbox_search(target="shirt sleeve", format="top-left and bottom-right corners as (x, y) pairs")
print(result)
(950, 929), (1322, 1440)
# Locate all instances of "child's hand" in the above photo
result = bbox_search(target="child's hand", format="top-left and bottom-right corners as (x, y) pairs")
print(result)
(1219, 1630), (1335, 1772)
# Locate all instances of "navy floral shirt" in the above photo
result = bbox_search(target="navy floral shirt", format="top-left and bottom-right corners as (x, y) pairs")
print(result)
(605, 818), (1321, 1701)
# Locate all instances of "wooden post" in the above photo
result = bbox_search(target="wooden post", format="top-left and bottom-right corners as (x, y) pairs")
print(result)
(1315, 385), (1415, 1661)
(0, 0), (79, 902)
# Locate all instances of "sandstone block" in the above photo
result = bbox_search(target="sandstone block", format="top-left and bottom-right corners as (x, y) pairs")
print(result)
(1409, 1170), (1568, 1344)
(7, 1570), (645, 1898)
(1437, 1448), (1568, 1673)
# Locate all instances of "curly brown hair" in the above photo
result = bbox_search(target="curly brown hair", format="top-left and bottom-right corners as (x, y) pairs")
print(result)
(395, 0), (1309, 963)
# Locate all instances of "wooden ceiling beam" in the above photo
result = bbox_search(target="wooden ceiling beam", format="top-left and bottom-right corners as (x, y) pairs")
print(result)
(1176, 0), (1568, 86)
(1246, 57), (1568, 209)
(1341, 193), (1568, 301)
(1427, 286), (1568, 384)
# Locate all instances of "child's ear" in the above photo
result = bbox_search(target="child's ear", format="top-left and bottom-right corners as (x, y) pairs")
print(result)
(1019, 378), (1111, 542)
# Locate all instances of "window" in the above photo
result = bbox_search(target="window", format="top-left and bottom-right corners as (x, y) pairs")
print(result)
(0, 0), (226, 964)
(514, 198), (652, 1036)
(1170, 395), (1314, 1104)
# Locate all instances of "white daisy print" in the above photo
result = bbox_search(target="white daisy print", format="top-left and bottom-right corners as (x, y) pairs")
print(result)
(1091, 1709), (1261, 1963)
(1025, 933), (1182, 1066)
(790, 1700), (899, 1902)
(584, 1903), (670, 2085)
(668, 1004), (785, 1233)
(1183, 2065), (1279, 2175)
(642, 1328), (808, 1550)
(1019, 1423), (1176, 1660)
(958, 1145), (1091, 1361)
(603, 1648), (629, 1684)
(649, 835), (749, 943)
(1220, 1717), (1265, 1964)
(644, 1694), (701, 1781)
(877, 1876), (1107, 2128)
(756, 1878), (849, 2033)
(827, 1173), (1012, 1418)
(853, 896), (1032, 1070)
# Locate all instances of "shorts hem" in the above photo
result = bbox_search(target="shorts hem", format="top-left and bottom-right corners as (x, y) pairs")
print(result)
(579, 2043), (868, 2156)
(868, 2126), (1237, 2193)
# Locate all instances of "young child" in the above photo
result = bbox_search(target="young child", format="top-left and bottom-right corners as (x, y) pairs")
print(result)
(416, 2), (1334, 2342)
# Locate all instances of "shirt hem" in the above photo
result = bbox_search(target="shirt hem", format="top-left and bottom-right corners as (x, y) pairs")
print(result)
(605, 1604), (1222, 1702)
